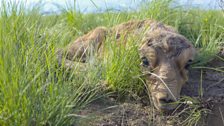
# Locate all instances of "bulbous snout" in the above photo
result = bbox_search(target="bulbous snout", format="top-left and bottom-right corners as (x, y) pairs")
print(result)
(148, 62), (183, 111)
(153, 91), (179, 111)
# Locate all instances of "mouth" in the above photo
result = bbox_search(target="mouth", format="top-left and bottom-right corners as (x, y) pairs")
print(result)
(152, 95), (179, 112)
(158, 103), (178, 112)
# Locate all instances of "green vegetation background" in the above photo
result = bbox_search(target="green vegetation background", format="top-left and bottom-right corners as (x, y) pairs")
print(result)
(0, 0), (223, 125)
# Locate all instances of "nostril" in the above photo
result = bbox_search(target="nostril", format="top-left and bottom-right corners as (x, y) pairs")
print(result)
(159, 98), (175, 104)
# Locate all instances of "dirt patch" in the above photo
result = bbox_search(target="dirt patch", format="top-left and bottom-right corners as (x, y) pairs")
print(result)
(75, 100), (175, 126)
(181, 56), (224, 126)
(75, 56), (224, 126)
(83, 103), (152, 126)
(206, 102), (224, 126)
(182, 57), (224, 97)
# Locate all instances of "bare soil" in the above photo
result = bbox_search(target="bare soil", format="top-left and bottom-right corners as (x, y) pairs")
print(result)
(75, 56), (224, 126)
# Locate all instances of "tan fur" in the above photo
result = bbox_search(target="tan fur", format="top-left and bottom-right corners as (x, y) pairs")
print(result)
(57, 19), (196, 111)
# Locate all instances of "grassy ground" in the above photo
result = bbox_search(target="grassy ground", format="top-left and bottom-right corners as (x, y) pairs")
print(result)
(0, 0), (223, 125)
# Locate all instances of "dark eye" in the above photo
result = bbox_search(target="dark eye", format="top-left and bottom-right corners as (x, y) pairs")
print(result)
(185, 59), (193, 69)
(141, 57), (149, 67)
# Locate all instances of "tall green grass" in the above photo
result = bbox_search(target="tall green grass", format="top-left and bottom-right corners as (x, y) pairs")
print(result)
(103, 36), (143, 95)
(0, 0), (223, 125)
(0, 1), (103, 125)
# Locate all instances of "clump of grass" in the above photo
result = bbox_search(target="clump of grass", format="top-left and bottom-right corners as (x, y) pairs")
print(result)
(161, 96), (210, 126)
(178, 97), (210, 126)
(0, 1), (103, 125)
(103, 36), (143, 95)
